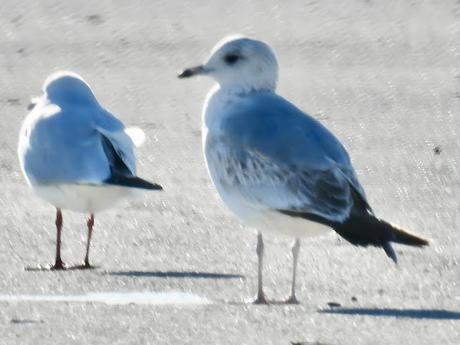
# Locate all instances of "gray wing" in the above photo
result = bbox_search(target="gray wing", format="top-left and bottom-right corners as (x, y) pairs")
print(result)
(206, 92), (370, 223)
(18, 102), (113, 185)
(207, 144), (361, 223)
(96, 110), (162, 190)
(19, 101), (147, 188)
(95, 109), (137, 175)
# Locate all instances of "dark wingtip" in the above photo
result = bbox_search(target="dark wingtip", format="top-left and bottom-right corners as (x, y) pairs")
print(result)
(387, 222), (430, 247)
(132, 180), (163, 191)
(105, 175), (163, 191)
(148, 183), (163, 191)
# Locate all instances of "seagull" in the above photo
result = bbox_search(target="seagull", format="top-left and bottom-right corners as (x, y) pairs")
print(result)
(18, 71), (162, 270)
(179, 36), (429, 304)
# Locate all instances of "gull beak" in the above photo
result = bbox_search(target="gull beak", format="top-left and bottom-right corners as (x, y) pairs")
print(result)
(27, 96), (41, 110)
(178, 65), (208, 79)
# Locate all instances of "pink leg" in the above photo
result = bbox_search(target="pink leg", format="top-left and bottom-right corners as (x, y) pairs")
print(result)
(51, 208), (65, 270)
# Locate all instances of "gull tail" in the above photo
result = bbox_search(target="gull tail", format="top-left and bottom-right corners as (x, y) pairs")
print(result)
(333, 213), (429, 264)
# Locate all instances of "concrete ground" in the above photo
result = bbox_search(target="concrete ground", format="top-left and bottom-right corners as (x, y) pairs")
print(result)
(0, 1), (459, 344)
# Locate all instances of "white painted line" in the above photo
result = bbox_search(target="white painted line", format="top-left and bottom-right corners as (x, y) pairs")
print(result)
(0, 292), (211, 306)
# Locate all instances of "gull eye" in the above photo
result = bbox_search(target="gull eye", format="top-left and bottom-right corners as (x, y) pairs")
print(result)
(224, 53), (240, 65)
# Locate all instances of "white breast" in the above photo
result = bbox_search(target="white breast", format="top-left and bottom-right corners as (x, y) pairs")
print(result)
(202, 87), (331, 239)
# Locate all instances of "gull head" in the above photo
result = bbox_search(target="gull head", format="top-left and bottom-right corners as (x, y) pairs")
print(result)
(43, 71), (97, 105)
(179, 36), (279, 92)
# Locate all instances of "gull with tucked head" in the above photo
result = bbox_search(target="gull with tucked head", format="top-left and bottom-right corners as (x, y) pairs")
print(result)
(18, 71), (162, 270)
(179, 36), (428, 304)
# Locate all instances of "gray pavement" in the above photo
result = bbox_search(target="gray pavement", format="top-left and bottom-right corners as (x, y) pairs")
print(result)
(0, 1), (459, 344)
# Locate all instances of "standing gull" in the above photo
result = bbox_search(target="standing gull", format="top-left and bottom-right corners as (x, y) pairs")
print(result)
(18, 71), (162, 270)
(179, 36), (428, 304)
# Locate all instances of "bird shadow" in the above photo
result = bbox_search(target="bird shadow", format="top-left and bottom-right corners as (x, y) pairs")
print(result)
(108, 270), (244, 280)
(24, 264), (99, 271)
(319, 307), (460, 320)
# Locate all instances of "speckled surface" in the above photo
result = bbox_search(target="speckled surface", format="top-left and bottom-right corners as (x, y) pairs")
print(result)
(0, 1), (459, 344)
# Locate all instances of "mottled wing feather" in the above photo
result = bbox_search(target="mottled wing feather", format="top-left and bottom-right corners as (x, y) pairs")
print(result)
(207, 144), (354, 223)
(205, 92), (371, 223)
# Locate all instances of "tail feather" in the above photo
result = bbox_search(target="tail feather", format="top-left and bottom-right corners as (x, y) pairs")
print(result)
(332, 213), (429, 262)
(382, 241), (398, 264)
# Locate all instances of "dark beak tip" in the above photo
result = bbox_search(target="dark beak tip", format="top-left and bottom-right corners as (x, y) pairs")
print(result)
(178, 69), (193, 79)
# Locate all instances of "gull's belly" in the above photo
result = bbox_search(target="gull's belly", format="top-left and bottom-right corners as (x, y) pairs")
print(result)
(220, 186), (330, 238)
(33, 184), (136, 213)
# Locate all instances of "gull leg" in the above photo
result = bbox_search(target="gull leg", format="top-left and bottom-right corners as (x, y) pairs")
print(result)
(51, 208), (65, 270)
(285, 238), (301, 304)
(253, 231), (268, 304)
(83, 213), (95, 268)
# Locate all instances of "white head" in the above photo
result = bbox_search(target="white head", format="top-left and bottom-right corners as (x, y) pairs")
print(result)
(43, 71), (97, 105)
(179, 36), (279, 92)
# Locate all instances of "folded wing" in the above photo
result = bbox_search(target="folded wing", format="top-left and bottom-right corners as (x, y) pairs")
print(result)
(96, 111), (161, 190)
(208, 144), (360, 223)
(207, 92), (369, 223)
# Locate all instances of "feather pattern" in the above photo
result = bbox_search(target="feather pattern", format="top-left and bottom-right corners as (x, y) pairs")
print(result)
(204, 91), (367, 224)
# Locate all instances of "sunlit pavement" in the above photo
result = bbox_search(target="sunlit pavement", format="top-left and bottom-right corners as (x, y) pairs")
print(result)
(0, 1), (459, 344)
